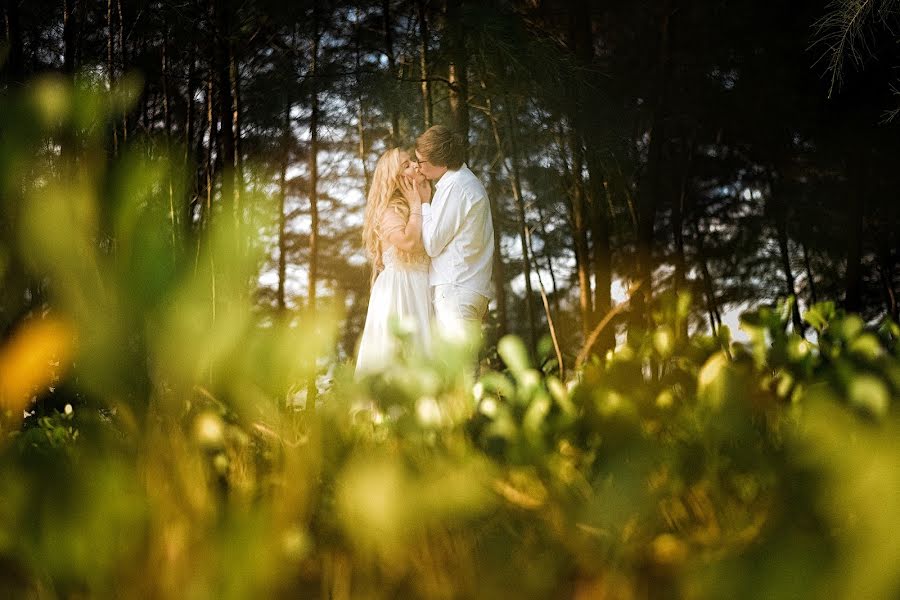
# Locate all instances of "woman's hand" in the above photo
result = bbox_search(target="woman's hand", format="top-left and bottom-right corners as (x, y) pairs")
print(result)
(399, 177), (422, 211)
(415, 178), (432, 204)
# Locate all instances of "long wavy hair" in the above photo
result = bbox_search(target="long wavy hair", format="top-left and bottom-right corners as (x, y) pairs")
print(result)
(362, 148), (413, 285)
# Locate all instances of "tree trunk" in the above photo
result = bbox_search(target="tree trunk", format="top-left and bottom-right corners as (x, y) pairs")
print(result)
(502, 96), (537, 352)
(106, 0), (118, 154)
(63, 0), (80, 76)
(585, 150), (613, 358)
(876, 244), (897, 322)
(277, 97), (290, 314)
(306, 0), (322, 412)
(535, 203), (560, 314)
(487, 166), (508, 338)
(162, 15), (176, 252)
(3, 0), (24, 86)
(445, 0), (469, 159)
(484, 91), (536, 348)
(564, 0), (598, 342)
(382, 0), (400, 146)
(693, 218), (721, 335)
(354, 10), (371, 194)
(634, 1), (674, 327)
(568, 135), (594, 340)
(232, 53), (243, 229)
(673, 140), (692, 297)
(185, 50), (197, 226)
(801, 240), (818, 305)
(209, 0), (235, 226)
(769, 173), (804, 332)
(416, 0), (432, 129)
(843, 166), (865, 313)
(117, 0), (127, 145)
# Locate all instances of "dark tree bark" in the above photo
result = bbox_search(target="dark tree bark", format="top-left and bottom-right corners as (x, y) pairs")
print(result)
(277, 98), (290, 314)
(3, 0), (24, 86)
(768, 173), (804, 332)
(634, 0), (675, 327)
(876, 245), (898, 322)
(106, 0), (118, 155)
(566, 135), (594, 340)
(693, 217), (721, 335)
(354, 11), (370, 194)
(843, 166), (865, 313)
(382, 0), (400, 146)
(63, 0), (81, 76)
(445, 0), (469, 159)
(801, 240), (818, 306)
(487, 166), (508, 338)
(503, 97), (537, 352)
(117, 0), (127, 145)
(211, 0), (236, 222)
(416, 0), (432, 128)
(306, 0), (323, 412)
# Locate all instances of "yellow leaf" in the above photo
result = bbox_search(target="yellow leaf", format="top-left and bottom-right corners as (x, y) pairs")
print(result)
(0, 318), (74, 415)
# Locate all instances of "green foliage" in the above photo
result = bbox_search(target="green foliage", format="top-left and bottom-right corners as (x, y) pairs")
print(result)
(1, 80), (900, 600)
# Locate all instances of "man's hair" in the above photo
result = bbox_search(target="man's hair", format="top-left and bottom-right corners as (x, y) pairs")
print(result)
(415, 125), (465, 170)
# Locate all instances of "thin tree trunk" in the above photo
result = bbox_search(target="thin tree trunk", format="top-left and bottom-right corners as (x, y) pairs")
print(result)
(634, 0), (674, 327)
(209, 0), (235, 226)
(307, 0), (322, 412)
(354, 10), (371, 194)
(843, 167), (865, 313)
(525, 227), (564, 378)
(535, 203), (560, 314)
(117, 0), (127, 145)
(876, 245), (898, 322)
(416, 0), (432, 128)
(277, 97), (290, 314)
(162, 14), (176, 252)
(673, 141), (692, 297)
(63, 0), (80, 76)
(204, 68), (217, 322)
(769, 173), (804, 332)
(185, 51), (197, 232)
(586, 150), (613, 357)
(568, 134), (594, 340)
(3, 0), (23, 86)
(106, 0), (118, 155)
(502, 96), (537, 352)
(382, 0), (400, 146)
(693, 218), (721, 335)
(446, 0), (469, 159)
(801, 240), (818, 305)
(487, 165), (508, 338)
(232, 54), (243, 233)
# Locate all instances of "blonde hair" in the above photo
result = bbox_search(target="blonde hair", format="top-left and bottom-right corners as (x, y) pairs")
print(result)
(362, 148), (413, 285)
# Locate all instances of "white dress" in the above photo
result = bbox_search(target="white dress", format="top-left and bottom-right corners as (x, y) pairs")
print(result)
(355, 242), (433, 376)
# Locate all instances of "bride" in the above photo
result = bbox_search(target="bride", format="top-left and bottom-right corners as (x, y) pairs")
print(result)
(355, 148), (432, 375)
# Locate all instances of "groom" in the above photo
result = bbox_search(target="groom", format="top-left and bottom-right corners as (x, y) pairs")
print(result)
(414, 125), (494, 343)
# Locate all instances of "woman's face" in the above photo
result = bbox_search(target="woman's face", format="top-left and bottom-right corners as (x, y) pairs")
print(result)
(399, 151), (425, 183)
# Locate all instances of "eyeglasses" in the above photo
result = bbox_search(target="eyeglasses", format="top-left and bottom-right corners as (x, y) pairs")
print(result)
(414, 157), (430, 166)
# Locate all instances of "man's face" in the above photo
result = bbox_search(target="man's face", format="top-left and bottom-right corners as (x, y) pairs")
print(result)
(414, 150), (445, 181)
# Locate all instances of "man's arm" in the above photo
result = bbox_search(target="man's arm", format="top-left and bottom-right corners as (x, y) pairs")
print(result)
(421, 183), (469, 258)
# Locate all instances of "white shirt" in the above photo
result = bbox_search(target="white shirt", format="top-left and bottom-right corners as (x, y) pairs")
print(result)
(421, 164), (495, 300)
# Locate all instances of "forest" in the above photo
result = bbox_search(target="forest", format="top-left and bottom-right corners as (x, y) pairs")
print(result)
(1, 0), (899, 598)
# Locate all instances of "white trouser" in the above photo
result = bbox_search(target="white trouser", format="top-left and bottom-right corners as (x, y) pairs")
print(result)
(432, 284), (489, 344)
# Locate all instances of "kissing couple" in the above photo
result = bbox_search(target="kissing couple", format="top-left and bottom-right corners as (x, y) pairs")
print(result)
(355, 125), (495, 375)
